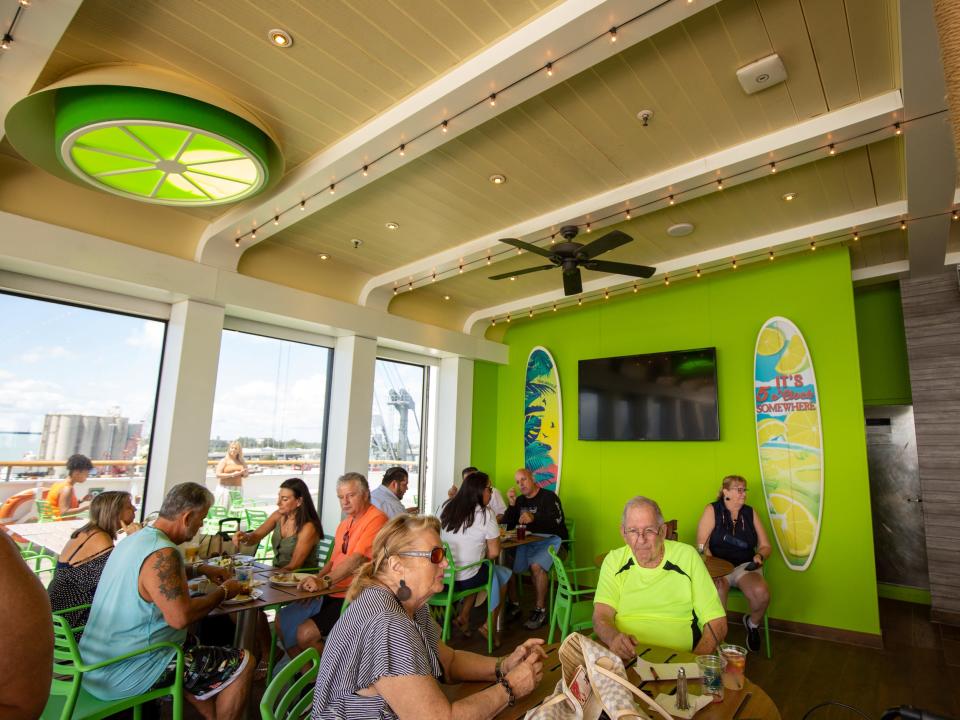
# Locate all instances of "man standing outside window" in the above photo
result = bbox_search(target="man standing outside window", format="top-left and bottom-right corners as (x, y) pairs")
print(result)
(502, 468), (567, 630)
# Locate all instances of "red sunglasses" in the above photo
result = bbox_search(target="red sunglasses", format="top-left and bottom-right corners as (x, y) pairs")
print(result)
(396, 547), (445, 564)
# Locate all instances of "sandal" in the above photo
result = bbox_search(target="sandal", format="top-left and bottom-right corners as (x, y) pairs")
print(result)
(477, 624), (501, 649)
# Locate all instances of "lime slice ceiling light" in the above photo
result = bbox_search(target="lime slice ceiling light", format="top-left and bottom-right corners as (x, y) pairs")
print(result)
(6, 82), (282, 207)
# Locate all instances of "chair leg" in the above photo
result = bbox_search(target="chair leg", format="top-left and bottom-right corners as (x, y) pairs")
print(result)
(133, 704), (142, 720)
(763, 612), (772, 658)
(442, 605), (452, 642)
(267, 618), (277, 680)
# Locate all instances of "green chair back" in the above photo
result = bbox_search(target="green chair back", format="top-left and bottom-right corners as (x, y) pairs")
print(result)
(43, 611), (184, 720)
(245, 508), (269, 531)
(36, 499), (59, 523)
(427, 542), (495, 654)
(317, 534), (335, 566)
(21, 551), (57, 586)
(260, 647), (320, 720)
(547, 546), (595, 644)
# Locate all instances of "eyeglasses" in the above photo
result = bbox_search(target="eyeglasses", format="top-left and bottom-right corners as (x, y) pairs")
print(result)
(623, 526), (663, 541)
(396, 547), (445, 564)
(731, 487), (748, 494)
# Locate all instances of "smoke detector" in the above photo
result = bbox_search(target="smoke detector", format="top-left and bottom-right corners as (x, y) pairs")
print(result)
(667, 223), (694, 237)
(736, 54), (787, 95)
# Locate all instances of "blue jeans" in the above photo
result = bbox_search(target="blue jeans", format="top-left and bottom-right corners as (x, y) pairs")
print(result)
(512, 535), (562, 573)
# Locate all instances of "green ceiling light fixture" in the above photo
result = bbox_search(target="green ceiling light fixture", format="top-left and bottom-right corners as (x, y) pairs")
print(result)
(53, 86), (276, 205)
(5, 67), (283, 208)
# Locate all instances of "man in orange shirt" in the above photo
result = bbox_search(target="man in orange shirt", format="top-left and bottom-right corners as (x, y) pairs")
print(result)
(276, 472), (387, 657)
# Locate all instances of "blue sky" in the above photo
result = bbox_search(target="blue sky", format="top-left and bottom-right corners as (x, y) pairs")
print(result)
(0, 294), (425, 458)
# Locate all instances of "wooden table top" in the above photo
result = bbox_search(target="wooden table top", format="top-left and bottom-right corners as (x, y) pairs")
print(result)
(500, 532), (552, 550)
(208, 568), (337, 616)
(443, 642), (780, 720)
(704, 555), (734, 579)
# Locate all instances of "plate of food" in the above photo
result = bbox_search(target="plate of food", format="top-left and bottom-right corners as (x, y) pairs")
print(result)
(270, 572), (310, 587)
(222, 588), (263, 605)
(231, 554), (255, 564)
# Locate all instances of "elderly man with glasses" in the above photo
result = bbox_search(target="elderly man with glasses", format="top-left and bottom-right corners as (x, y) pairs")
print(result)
(593, 496), (727, 660)
(277, 472), (388, 658)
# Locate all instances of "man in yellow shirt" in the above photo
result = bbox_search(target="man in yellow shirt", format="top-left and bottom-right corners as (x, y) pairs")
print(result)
(593, 496), (727, 659)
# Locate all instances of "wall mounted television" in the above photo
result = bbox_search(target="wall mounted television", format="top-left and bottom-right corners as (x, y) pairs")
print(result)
(578, 347), (719, 441)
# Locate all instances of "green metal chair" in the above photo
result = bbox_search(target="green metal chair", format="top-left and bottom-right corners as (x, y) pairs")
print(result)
(427, 543), (495, 654)
(317, 534), (335, 566)
(21, 550), (57, 586)
(42, 612), (184, 720)
(36, 499), (59, 523)
(260, 647), (320, 720)
(546, 546), (595, 643)
(245, 508), (269, 531)
(548, 518), (580, 611)
(202, 504), (229, 535)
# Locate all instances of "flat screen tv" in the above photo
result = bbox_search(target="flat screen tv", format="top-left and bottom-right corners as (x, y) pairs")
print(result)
(578, 348), (719, 441)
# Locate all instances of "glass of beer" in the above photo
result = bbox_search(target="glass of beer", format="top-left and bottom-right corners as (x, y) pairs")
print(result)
(720, 643), (747, 690)
(183, 543), (199, 564)
(516, 524), (527, 540)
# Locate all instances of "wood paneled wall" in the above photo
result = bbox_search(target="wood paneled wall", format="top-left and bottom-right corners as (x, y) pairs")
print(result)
(900, 271), (960, 624)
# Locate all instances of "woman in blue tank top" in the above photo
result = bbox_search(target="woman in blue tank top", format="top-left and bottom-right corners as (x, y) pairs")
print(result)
(695, 475), (772, 652)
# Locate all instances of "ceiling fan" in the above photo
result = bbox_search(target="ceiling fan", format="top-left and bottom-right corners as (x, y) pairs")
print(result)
(489, 225), (656, 296)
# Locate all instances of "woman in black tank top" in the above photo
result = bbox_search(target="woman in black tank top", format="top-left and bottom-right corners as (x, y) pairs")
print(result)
(695, 475), (772, 653)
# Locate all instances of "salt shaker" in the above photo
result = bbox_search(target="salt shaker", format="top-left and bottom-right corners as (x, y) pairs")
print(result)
(676, 666), (689, 711)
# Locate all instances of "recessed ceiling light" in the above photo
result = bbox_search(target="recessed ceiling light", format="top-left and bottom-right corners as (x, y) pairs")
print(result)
(268, 29), (293, 48)
(782, 192), (798, 202)
(489, 174), (507, 185)
(443, 295), (451, 301)
(318, 253), (329, 260)
(385, 222), (399, 230)
(667, 222), (694, 237)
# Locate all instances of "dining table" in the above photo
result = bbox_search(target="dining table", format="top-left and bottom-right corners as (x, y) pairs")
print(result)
(443, 641), (780, 719)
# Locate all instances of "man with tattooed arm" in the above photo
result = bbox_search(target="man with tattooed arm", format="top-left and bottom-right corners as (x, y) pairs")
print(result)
(79, 482), (254, 720)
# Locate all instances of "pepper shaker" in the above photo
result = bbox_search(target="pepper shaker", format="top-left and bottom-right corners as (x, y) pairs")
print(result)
(676, 666), (689, 711)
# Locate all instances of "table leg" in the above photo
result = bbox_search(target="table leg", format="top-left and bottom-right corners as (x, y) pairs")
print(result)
(234, 607), (259, 651)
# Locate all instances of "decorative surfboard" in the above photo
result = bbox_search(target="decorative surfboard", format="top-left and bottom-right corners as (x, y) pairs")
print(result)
(524, 346), (562, 493)
(754, 317), (823, 571)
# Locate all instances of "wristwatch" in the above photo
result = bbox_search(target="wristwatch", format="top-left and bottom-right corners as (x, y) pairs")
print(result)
(321, 574), (333, 589)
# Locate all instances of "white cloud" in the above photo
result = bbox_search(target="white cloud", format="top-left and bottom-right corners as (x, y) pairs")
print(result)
(210, 375), (328, 441)
(19, 346), (68, 364)
(125, 322), (165, 350)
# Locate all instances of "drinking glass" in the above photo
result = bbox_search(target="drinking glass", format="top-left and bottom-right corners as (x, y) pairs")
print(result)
(183, 543), (199, 564)
(695, 655), (724, 702)
(516, 524), (527, 540)
(720, 643), (747, 690)
(235, 565), (254, 594)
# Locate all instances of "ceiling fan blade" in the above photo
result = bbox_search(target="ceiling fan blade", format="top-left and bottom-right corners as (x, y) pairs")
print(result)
(562, 269), (583, 296)
(489, 264), (554, 280)
(498, 237), (555, 259)
(585, 259), (656, 278)
(579, 230), (633, 259)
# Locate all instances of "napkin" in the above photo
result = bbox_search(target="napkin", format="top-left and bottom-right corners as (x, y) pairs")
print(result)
(654, 692), (712, 719)
(634, 658), (702, 682)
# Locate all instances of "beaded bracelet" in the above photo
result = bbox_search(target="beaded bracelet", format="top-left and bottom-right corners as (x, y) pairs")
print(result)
(497, 677), (516, 707)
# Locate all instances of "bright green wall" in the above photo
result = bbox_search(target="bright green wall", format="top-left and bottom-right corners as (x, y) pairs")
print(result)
(472, 247), (880, 636)
(471, 360), (500, 479)
(853, 282), (912, 405)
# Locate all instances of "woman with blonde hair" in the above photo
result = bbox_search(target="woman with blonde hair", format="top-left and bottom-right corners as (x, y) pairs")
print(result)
(47, 490), (140, 628)
(695, 474), (772, 653)
(213, 440), (248, 507)
(307, 514), (546, 720)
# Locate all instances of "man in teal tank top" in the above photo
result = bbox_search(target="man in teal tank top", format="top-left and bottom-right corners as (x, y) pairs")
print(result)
(79, 482), (254, 719)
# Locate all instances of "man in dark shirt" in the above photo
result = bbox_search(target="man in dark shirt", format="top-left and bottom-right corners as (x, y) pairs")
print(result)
(502, 468), (567, 629)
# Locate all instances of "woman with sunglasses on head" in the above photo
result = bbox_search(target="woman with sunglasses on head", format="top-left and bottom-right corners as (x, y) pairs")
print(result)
(310, 514), (546, 720)
(695, 474), (772, 653)
(439, 471), (512, 646)
(233, 478), (322, 571)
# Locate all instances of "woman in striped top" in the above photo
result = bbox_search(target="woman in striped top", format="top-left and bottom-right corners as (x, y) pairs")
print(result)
(310, 514), (546, 720)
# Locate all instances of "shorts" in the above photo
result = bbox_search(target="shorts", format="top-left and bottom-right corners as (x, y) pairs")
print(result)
(152, 645), (249, 701)
(726, 562), (763, 588)
(512, 535), (562, 574)
(453, 564), (512, 611)
(277, 596), (345, 649)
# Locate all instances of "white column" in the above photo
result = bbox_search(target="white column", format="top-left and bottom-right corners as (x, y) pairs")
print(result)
(145, 300), (225, 514)
(321, 335), (377, 532)
(430, 357), (474, 513)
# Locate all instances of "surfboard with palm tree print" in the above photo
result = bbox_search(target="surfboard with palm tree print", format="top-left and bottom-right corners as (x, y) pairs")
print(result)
(524, 346), (562, 493)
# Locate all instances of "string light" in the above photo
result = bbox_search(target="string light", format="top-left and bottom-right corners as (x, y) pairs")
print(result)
(399, 144), (406, 157)
(894, 123), (902, 136)
(853, 231), (859, 241)
(489, 93), (497, 107)
(329, 184), (336, 195)
(234, 236), (240, 248)
(273, 215), (279, 226)
(545, 62), (553, 77)
(609, 27), (618, 43)
(668, 195), (675, 205)
(491, 318), (496, 327)
(550, 234), (556, 244)
(578, 297), (583, 306)
(695, 267), (701, 277)
(901, 219), (907, 231)
(768, 251), (774, 261)
(1, 34), (11, 51)
(393, 287), (398, 295)
(770, 163), (777, 174)
(604, 289), (609, 300)
(408, 282), (413, 291)
(586, 223), (592, 233)
(516, 248), (522, 255)
(362, 165), (368, 177)
(553, 304), (557, 311)
(810, 240), (816, 251)
(953, 210), (959, 221)
(431, 271), (436, 282)
(625, 209), (632, 220)
(633, 283), (638, 292)
(250, 227), (257, 240)
(664, 275), (670, 286)
(300, 200), (306, 211)
(717, 179), (724, 191)
(506, 313), (511, 323)
(441, 121), (448, 133)
(828, 144), (836, 156)
(732, 258), (738, 269)
(486, 254), (491, 265)
(528, 308), (533, 318)
(458, 262), (464, 273)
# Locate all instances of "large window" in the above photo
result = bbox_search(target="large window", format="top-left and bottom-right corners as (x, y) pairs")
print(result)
(0, 292), (165, 527)
(369, 358), (430, 510)
(208, 329), (332, 509)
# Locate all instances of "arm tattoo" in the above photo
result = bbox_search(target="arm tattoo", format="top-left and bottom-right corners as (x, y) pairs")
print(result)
(153, 549), (185, 601)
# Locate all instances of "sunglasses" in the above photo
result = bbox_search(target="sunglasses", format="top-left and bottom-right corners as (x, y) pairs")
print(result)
(396, 547), (445, 564)
(341, 530), (350, 554)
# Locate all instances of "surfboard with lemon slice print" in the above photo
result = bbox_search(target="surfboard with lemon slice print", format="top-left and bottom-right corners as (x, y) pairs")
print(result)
(754, 317), (823, 571)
